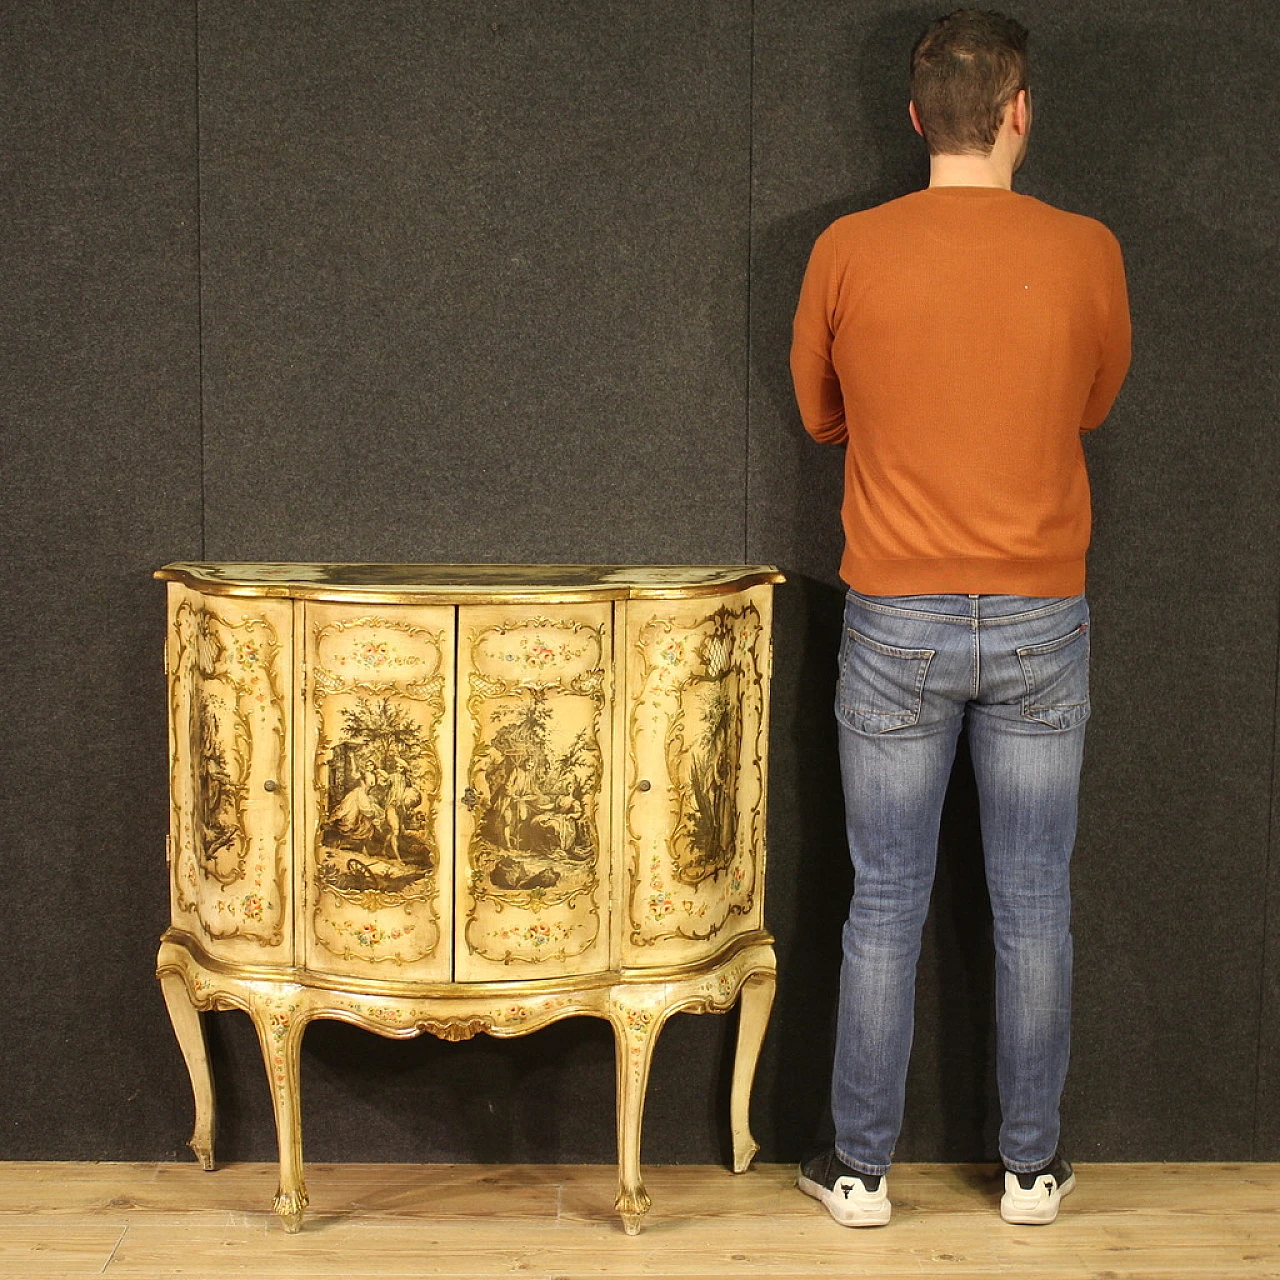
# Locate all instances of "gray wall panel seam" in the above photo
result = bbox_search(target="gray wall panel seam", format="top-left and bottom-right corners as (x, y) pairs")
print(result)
(744, 0), (754, 565)
(196, 0), (205, 560)
(1254, 568), (1280, 1157)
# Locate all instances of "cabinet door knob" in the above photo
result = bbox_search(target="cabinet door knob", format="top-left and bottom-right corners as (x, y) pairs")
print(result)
(462, 786), (479, 810)
(637, 779), (652, 792)
(263, 779), (280, 793)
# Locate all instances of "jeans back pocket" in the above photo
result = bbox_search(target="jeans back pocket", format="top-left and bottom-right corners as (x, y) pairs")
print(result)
(1016, 623), (1090, 730)
(837, 627), (935, 735)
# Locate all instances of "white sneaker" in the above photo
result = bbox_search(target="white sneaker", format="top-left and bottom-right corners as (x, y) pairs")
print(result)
(798, 1148), (892, 1227)
(1000, 1153), (1076, 1224)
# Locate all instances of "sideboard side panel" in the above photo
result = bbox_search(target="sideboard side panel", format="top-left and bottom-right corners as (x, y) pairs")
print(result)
(622, 585), (772, 967)
(609, 601), (628, 973)
(166, 584), (295, 964)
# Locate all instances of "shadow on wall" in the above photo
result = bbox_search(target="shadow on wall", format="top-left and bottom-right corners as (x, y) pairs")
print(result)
(750, 7), (930, 465)
(754, 7), (999, 1164)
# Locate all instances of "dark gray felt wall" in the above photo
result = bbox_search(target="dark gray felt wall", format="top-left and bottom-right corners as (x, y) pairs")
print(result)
(1, 0), (1276, 1164)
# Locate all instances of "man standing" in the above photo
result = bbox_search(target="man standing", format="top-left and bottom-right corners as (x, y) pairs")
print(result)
(790, 10), (1131, 1227)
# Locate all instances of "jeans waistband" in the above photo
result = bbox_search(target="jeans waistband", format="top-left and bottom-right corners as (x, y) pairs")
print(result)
(846, 589), (1085, 626)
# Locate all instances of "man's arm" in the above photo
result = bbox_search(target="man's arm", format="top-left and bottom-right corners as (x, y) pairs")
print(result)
(1080, 228), (1132, 432)
(791, 228), (849, 444)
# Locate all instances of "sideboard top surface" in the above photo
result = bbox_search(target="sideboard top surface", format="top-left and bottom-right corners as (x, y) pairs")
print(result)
(155, 562), (784, 602)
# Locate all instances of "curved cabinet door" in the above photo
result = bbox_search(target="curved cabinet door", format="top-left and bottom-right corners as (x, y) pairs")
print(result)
(455, 604), (613, 981)
(301, 604), (455, 983)
(166, 586), (294, 964)
(622, 586), (772, 967)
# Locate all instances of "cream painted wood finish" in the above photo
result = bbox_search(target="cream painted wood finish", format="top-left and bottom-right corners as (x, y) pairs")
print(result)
(155, 564), (783, 1237)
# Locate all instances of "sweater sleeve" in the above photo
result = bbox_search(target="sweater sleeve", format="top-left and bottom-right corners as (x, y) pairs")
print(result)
(790, 227), (848, 444)
(1080, 228), (1132, 433)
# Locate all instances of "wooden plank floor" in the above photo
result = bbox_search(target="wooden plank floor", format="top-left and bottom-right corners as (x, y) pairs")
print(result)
(1, 1161), (1277, 1279)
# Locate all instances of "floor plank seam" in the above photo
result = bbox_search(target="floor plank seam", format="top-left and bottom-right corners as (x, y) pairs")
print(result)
(100, 1223), (128, 1275)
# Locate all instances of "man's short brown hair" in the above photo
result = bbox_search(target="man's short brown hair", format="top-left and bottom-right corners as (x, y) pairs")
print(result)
(910, 9), (1029, 157)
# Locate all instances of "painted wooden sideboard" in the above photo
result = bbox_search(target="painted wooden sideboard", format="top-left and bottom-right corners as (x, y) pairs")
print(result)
(155, 563), (782, 1233)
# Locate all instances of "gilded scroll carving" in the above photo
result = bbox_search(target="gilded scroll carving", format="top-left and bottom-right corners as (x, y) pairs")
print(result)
(416, 1016), (492, 1042)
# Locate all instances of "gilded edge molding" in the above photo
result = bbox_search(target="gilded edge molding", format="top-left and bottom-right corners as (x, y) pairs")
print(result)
(154, 563), (784, 606)
(156, 940), (775, 1043)
(160, 924), (774, 995)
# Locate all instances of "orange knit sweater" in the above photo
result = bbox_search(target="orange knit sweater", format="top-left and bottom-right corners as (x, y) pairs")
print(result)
(791, 186), (1131, 596)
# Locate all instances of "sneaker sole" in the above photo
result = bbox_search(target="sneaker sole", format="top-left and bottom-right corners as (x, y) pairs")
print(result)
(1000, 1171), (1076, 1225)
(797, 1172), (892, 1227)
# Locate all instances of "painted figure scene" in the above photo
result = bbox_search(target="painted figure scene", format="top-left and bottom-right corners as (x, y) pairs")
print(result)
(668, 610), (749, 887)
(467, 691), (602, 901)
(319, 697), (440, 901)
(192, 692), (245, 884)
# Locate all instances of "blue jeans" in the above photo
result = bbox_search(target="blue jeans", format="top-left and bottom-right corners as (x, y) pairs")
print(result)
(832, 589), (1090, 1176)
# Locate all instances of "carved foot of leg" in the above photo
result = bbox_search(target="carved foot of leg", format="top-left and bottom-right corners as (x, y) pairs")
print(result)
(189, 1138), (216, 1172)
(732, 1136), (761, 1175)
(615, 1184), (652, 1236)
(273, 1185), (309, 1233)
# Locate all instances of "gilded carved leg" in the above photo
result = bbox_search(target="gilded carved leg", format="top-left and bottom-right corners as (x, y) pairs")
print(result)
(610, 997), (669, 1235)
(158, 969), (217, 1170)
(249, 995), (309, 1232)
(729, 967), (776, 1173)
